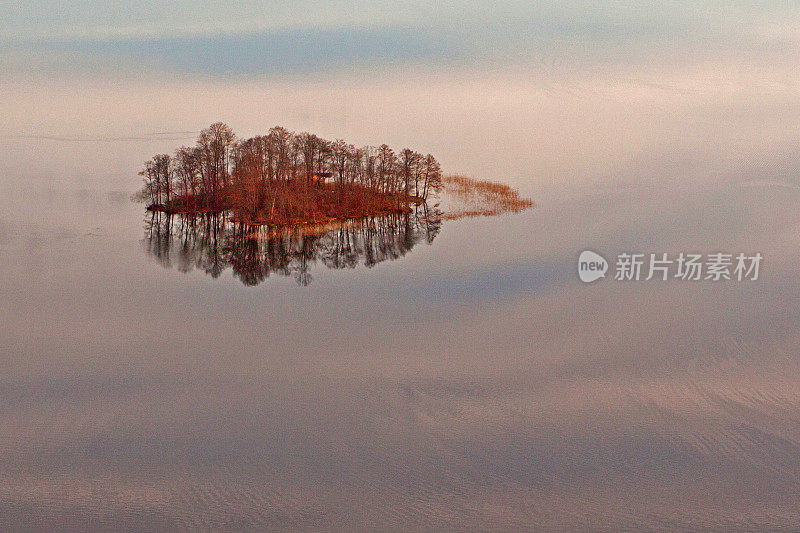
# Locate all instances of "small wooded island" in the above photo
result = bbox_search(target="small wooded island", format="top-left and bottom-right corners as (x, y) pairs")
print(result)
(138, 122), (532, 225)
(139, 123), (444, 225)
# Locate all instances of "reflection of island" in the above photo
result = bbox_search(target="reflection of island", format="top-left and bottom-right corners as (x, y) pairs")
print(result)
(144, 209), (442, 286)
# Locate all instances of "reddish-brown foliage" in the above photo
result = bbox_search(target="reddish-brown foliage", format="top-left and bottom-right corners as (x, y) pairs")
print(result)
(140, 123), (438, 225)
(140, 124), (531, 226)
(151, 179), (423, 227)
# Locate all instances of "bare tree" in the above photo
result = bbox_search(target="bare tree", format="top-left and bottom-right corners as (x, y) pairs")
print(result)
(196, 122), (235, 206)
(399, 148), (422, 201)
(420, 154), (442, 200)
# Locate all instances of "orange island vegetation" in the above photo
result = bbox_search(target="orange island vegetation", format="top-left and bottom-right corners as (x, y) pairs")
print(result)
(138, 122), (532, 225)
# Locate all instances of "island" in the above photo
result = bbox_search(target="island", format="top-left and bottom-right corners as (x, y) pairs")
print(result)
(137, 123), (532, 226)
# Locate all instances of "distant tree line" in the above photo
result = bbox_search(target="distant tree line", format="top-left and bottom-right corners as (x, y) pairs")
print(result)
(139, 123), (443, 217)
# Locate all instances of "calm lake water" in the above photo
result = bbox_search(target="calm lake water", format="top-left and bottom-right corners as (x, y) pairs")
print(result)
(2, 5), (800, 529)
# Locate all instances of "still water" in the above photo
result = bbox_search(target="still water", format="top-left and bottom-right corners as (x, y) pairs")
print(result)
(2, 31), (800, 532)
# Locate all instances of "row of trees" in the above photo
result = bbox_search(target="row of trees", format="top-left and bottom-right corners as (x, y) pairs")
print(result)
(139, 123), (443, 209)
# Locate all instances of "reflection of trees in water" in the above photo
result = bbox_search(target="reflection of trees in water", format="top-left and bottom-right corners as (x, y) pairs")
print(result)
(143, 208), (442, 286)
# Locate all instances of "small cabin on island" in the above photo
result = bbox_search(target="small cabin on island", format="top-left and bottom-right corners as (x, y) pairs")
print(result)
(311, 172), (333, 183)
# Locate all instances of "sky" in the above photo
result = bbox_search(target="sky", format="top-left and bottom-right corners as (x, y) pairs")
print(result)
(1, 1), (798, 195)
(1, 1), (796, 78)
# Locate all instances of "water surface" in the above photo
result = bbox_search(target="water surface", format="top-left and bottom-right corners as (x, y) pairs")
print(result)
(2, 3), (800, 529)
